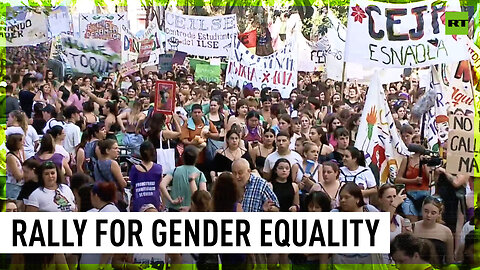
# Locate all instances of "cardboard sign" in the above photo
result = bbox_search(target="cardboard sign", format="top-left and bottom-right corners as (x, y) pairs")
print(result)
(225, 38), (298, 98)
(119, 60), (139, 77)
(345, 0), (468, 67)
(137, 39), (154, 64)
(1, 10), (48, 47)
(195, 64), (221, 84)
(79, 13), (127, 41)
(165, 12), (238, 57)
(155, 80), (176, 114)
(446, 115), (479, 176)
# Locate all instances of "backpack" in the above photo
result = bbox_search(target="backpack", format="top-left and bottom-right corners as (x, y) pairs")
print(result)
(84, 140), (99, 177)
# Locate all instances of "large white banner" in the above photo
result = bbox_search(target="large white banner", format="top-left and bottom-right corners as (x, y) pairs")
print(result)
(164, 12), (238, 57)
(121, 25), (139, 63)
(55, 34), (121, 75)
(345, 0), (468, 68)
(142, 19), (166, 66)
(48, 6), (73, 37)
(79, 13), (128, 41)
(225, 37), (298, 98)
(355, 73), (410, 184)
(1, 10), (48, 47)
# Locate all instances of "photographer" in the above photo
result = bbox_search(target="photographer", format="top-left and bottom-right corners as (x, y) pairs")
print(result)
(396, 135), (430, 222)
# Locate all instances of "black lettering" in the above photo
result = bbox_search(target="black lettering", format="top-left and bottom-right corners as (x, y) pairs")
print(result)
(386, 8), (409, 41)
(30, 220), (46, 247)
(62, 220), (74, 246)
(369, 44), (379, 62)
(96, 220), (108, 246)
(261, 220), (272, 246)
(110, 219), (125, 247)
(350, 219), (363, 246)
(293, 220), (307, 246)
(366, 6), (384, 40)
(221, 220), (233, 247)
(410, 6), (427, 40)
(328, 219), (339, 246)
(275, 220), (290, 247)
(74, 219), (87, 246)
(309, 220), (326, 246)
(366, 219), (379, 246)
(13, 220), (27, 246)
(128, 220), (143, 247)
(431, 4), (445, 34)
(152, 220), (166, 246)
(185, 220), (199, 246)
(342, 219), (348, 246)
(236, 219), (250, 246)
(48, 220), (59, 246)
(170, 220), (182, 247)
(204, 220), (218, 246)
(448, 20), (459, 27)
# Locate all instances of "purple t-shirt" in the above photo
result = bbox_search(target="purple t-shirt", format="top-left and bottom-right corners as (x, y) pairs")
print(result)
(129, 163), (163, 212)
(34, 153), (64, 169)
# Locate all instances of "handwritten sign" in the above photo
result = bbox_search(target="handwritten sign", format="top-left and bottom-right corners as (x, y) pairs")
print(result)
(195, 64), (221, 84)
(121, 25), (139, 63)
(345, 0), (468, 67)
(164, 12), (238, 57)
(225, 38), (297, 98)
(1, 10), (48, 47)
(446, 115), (479, 176)
(79, 13), (127, 41)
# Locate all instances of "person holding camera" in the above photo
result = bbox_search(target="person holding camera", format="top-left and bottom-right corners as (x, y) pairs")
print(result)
(396, 134), (430, 223)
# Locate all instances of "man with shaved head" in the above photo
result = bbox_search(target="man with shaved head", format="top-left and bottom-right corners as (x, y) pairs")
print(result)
(232, 158), (279, 213)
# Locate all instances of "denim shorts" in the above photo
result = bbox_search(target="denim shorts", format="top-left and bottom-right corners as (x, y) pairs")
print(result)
(402, 190), (430, 216)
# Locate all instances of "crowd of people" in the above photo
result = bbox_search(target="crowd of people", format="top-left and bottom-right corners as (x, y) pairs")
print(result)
(2, 19), (479, 270)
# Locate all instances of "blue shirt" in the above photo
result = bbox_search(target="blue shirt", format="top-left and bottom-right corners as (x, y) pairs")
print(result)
(242, 174), (280, 212)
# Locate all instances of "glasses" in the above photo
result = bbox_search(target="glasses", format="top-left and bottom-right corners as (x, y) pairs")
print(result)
(425, 195), (443, 204)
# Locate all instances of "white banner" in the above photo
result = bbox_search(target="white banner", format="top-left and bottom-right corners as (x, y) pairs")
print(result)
(226, 38), (298, 98)
(121, 25), (139, 63)
(345, 0), (468, 68)
(1, 11), (48, 47)
(48, 6), (73, 37)
(142, 19), (166, 66)
(0, 212), (390, 254)
(297, 34), (327, 72)
(79, 13), (128, 41)
(56, 34), (121, 75)
(164, 12), (238, 57)
(355, 73), (410, 184)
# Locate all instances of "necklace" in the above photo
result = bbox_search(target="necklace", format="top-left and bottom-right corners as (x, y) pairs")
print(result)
(226, 147), (241, 160)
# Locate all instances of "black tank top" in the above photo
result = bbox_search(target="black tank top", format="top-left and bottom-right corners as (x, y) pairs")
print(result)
(272, 181), (294, 212)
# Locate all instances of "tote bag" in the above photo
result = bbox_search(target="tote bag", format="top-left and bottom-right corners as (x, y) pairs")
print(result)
(156, 131), (176, 174)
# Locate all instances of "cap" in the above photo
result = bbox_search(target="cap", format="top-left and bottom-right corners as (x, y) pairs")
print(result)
(63, 105), (80, 119)
(41, 104), (56, 114)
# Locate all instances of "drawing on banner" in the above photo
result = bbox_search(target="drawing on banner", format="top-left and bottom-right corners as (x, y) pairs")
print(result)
(155, 81), (176, 114)
(225, 37), (297, 98)
(79, 13), (127, 41)
(1, 9), (48, 47)
(121, 25), (140, 63)
(345, 0), (468, 67)
(137, 39), (154, 64)
(53, 34), (121, 76)
(164, 12), (238, 57)
(446, 115), (478, 176)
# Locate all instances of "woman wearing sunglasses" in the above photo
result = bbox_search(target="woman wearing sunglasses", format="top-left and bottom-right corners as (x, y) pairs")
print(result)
(412, 196), (454, 265)
(25, 161), (76, 212)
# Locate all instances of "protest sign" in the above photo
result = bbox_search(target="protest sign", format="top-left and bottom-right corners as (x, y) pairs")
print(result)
(56, 34), (121, 76)
(155, 81), (176, 114)
(443, 60), (475, 114)
(119, 60), (139, 77)
(225, 38), (298, 98)
(172, 51), (187, 65)
(195, 64), (221, 84)
(142, 19), (165, 66)
(137, 39), (154, 64)
(355, 73), (410, 184)
(297, 34), (327, 72)
(345, 0), (468, 68)
(466, 38), (480, 116)
(1, 10), (48, 47)
(48, 6), (73, 37)
(239, 29), (257, 54)
(164, 12), (238, 57)
(159, 52), (174, 72)
(446, 115), (479, 176)
(121, 25), (139, 63)
(79, 13), (127, 41)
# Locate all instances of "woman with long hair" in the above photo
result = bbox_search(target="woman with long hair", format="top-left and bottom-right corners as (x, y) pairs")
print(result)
(292, 141), (322, 193)
(7, 110), (39, 159)
(66, 84), (86, 111)
(6, 134), (25, 199)
(206, 96), (226, 140)
(117, 100), (146, 154)
(146, 112), (182, 153)
(102, 101), (120, 140)
(311, 161), (342, 209)
(129, 141), (163, 212)
(82, 100), (98, 125)
(339, 146), (377, 203)
(391, 233), (438, 270)
(250, 129), (276, 178)
(227, 99), (248, 133)
(211, 129), (255, 181)
(34, 134), (72, 177)
(308, 126), (334, 162)
(299, 113), (312, 139)
(243, 110), (263, 147)
(268, 158), (299, 270)
(413, 196), (454, 265)
(83, 122), (106, 174)
(48, 125), (70, 164)
(33, 83), (57, 106)
(93, 139), (127, 189)
(377, 184), (408, 243)
(25, 161), (76, 212)
(325, 114), (342, 148)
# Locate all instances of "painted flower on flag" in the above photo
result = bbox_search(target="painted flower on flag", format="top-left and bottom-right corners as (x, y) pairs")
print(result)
(366, 106), (377, 140)
(351, 5), (367, 23)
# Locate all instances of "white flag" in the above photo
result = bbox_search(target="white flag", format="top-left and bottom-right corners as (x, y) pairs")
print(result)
(354, 73), (410, 184)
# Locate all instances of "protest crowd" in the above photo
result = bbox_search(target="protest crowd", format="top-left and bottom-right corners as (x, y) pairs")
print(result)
(1, 2), (480, 270)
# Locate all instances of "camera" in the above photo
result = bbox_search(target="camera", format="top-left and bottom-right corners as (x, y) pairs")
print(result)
(407, 143), (443, 167)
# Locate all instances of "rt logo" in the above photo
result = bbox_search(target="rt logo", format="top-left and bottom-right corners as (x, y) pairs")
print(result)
(445, 12), (468, 35)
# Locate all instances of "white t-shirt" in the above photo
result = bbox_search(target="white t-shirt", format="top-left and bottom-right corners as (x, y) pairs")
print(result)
(43, 118), (65, 134)
(63, 122), (81, 154)
(25, 184), (76, 212)
(6, 125), (39, 159)
(339, 166), (377, 203)
(263, 151), (303, 175)
(99, 203), (120, 212)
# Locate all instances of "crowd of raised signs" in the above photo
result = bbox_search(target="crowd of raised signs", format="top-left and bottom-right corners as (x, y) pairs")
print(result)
(2, 14), (479, 270)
